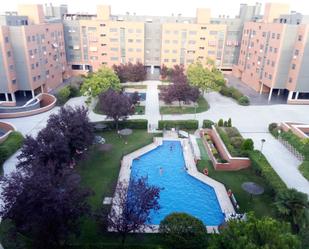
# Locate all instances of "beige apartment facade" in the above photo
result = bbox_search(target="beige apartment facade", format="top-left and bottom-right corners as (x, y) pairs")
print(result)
(233, 3), (309, 103)
(0, 4), (67, 104)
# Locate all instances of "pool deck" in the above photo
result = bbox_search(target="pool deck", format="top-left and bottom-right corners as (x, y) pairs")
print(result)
(111, 137), (235, 233)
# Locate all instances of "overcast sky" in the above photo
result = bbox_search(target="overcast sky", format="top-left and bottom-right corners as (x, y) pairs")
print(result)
(1, 0), (308, 17)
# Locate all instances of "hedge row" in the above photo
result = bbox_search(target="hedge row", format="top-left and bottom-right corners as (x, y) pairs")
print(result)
(0, 131), (24, 169)
(219, 85), (250, 106)
(66, 244), (160, 249)
(249, 150), (287, 194)
(202, 119), (214, 128)
(93, 119), (148, 130)
(158, 120), (198, 130)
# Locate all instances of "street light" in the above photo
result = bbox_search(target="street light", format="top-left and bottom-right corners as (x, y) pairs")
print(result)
(260, 139), (266, 153)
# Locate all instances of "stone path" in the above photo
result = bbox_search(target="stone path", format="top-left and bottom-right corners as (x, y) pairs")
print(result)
(145, 81), (160, 130)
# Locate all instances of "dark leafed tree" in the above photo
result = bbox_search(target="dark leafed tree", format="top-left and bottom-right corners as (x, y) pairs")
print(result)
(161, 82), (200, 106)
(131, 91), (140, 105)
(113, 62), (147, 83)
(17, 130), (71, 175)
(99, 89), (133, 130)
(160, 64), (169, 80)
(18, 106), (94, 174)
(46, 106), (94, 162)
(107, 176), (161, 245)
(0, 166), (92, 249)
(170, 64), (187, 84)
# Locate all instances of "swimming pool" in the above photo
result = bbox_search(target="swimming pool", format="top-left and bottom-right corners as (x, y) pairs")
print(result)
(130, 140), (225, 226)
(124, 92), (146, 101)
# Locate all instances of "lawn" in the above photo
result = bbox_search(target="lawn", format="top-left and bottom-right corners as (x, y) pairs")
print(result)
(196, 138), (277, 218)
(123, 84), (147, 89)
(76, 130), (160, 246)
(160, 96), (209, 115)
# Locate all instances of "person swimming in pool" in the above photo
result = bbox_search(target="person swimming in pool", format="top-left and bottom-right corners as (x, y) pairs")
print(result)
(159, 167), (163, 176)
(170, 145), (173, 151)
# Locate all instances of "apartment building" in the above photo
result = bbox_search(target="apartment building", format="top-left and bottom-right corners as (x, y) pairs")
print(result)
(233, 3), (309, 103)
(0, 4), (67, 104)
(64, 5), (262, 75)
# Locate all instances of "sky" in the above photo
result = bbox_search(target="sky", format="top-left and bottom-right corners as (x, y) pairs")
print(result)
(1, 0), (308, 17)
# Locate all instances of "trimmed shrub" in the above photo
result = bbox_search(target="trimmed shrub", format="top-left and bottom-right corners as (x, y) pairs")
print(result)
(218, 119), (224, 127)
(224, 127), (241, 137)
(219, 85), (232, 97)
(202, 119), (214, 129)
(158, 120), (198, 130)
(299, 161), (309, 181)
(241, 138), (254, 151)
(238, 96), (250, 106)
(230, 137), (244, 149)
(227, 118), (232, 127)
(56, 86), (71, 105)
(249, 150), (287, 194)
(69, 85), (80, 97)
(0, 131), (24, 167)
(223, 121), (228, 127)
(93, 119), (148, 130)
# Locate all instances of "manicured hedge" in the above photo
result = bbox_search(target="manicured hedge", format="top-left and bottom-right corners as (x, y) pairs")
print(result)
(158, 120), (198, 130)
(280, 131), (309, 158)
(249, 150), (287, 194)
(93, 119), (148, 130)
(0, 131), (24, 168)
(219, 85), (250, 106)
(66, 244), (160, 249)
(202, 119), (214, 129)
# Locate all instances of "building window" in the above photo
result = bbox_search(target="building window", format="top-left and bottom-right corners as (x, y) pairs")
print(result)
(100, 23), (106, 27)
(269, 47), (273, 52)
(209, 31), (217, 35)
(189, 31), (197, 35)
(269, 74), (272, 80)
(109, 28), (118, 32)
(29, 50), (33, 56)
(199, 47), (205, 50)
(295, 49), (299, 56)
(128, 39), (133, 43)
(172, 50), (177, 53)
(110, 38), (118, 42)
(38, 75), (41, 80)
(110, 57), (118, 61)
(188, 40), (196, 44)
(164, 49), (169, 53)
(298, 35), (302, 41)
(271, 61), (275, 67)
(277, 34), (280, 39)
(164, 40), (170, 44)
(136, 29), (142, 33)
(33, 76), (36, 82)
(165, 30), (170, 34)
(201, 26), (207, 30)
(128, 48), (133, 52)
(7, 51), (11, 57)
(5, 36), (9, 43)
(291, 64), (296, 70)
(12, 79), (16, 84)
(32, 35), (35, 41)
(136, 48), (142, 52)
(271, 33), (275, 39)
(9, 65), (14, 71)
(289, 77), (293, 83)
(128, 29), (134, 33)
(267, 60), (270, 65)
(262, 32), (266, 37)
(27, 36), (31, 42)
(274, 48), (278, 53)
(164, 59), (169, 62)
(110, 47), (118, 51)
(136, 39), (142, 43)
(172, 40), (178, 44)
(200, 37), (206, 40)
(172, 59), (176, 62)
(173, 31), (178, 35)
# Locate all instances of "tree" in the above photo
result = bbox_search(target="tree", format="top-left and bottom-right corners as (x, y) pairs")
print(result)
(0, 166), (91, 249)
(241, 138), (254, 151)
(159, 212), (208, 249)
(227, 118), (232, 127)
(18, 106), (94, 174)
(160, 64), (169, 80)
(99, 89), (133, 130)
(131, 91), (140, 105)
(275, 189), (309, 233)
(208, 213), (301, 249)
(81, 67), (120, 97)
(187, 62), (220, 94)
(113, 62), (147, 83)
(170, 64), (187, 84)
(108, 176), (161, 245)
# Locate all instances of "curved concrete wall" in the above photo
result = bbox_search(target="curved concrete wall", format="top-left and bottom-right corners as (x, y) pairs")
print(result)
(0, 121), (16, 143)
(0, 93), (56, 119)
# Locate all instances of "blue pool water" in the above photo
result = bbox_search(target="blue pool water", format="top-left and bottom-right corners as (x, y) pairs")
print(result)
(125, 92), (146, 101)
(130, 140), (225, 226)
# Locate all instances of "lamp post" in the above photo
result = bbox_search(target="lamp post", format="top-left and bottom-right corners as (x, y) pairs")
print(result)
(260, 139), (266, 153)
(194, 103), (197, 119)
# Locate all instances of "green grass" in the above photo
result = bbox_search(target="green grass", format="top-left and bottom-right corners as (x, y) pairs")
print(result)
(123, 85), (147, 89)
(0, 131), (24, 174)
(299, 161), (309, 181)
(160, 96), (209, 115)
(76, 130), (159, 245)
(196, 138), (276, 218)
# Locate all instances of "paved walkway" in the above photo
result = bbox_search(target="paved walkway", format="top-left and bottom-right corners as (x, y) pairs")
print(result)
(1, 84), (309, 195)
